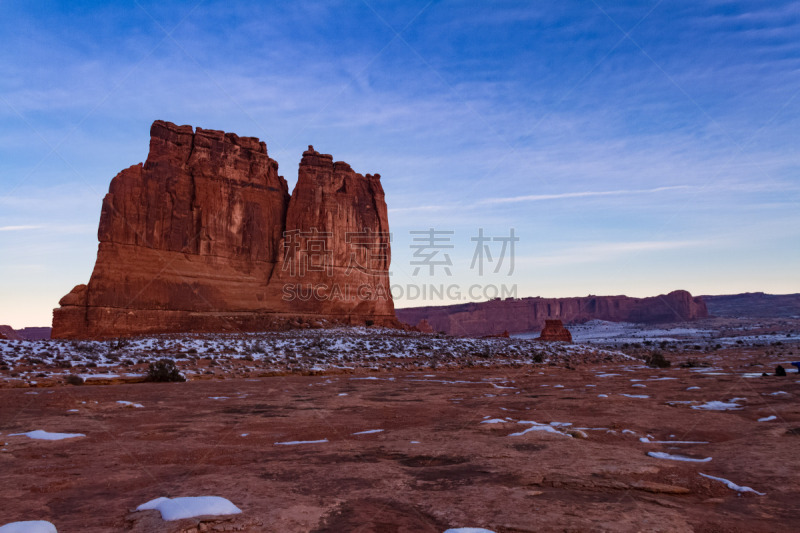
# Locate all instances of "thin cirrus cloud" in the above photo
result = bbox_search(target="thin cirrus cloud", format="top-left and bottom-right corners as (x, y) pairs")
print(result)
(388, 185), (699, 213)
(519, 239), (713, 267)
(478, 185), (699, 205)
(0, 225), (41, 232)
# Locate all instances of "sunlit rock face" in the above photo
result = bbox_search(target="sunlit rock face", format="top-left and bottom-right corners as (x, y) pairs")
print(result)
(53, 121), (396, 339)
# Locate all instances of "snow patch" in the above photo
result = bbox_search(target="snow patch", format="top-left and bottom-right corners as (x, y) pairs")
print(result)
(137, 496), (242, 521)
(10, 430), (85, 441)
(691, 401), (742, 411)
(509, 421), (568, 437)
(274, 439), (328, 446)
(116, 401), (144, 408)
(352, 429), (384, 435)
(648, 451), (711, 462)
(0, 521), (57, 533)
(700, 473), (765, 495)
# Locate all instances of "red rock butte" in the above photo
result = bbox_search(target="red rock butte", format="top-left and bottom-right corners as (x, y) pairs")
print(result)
(537, 319), (572, 342)
(52, 120), (397, 339)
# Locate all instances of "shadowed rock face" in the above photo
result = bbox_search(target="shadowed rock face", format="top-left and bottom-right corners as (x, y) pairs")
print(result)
(52, 121), (396, 339)
(0, 325), (22, 340)
(396, 290), (708, 337)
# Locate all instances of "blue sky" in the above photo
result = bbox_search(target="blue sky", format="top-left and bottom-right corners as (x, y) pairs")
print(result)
(1, 0), (799, 328)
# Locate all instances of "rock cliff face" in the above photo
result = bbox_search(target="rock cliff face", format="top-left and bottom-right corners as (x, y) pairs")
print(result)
(52, 121), (395, 339)
(395, 290), (708, 337)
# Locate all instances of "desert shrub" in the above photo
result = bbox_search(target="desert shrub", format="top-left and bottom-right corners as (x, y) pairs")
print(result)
(107, 338), (130, 351)
(73, 342), (97, 354)
(530, 351), (545, 364)
(645, 351), (671, 368)
(65, 374), (84, 386)
(145, 359), (186, 383)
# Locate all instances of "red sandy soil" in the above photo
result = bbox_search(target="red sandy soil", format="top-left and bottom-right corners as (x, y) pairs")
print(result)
(1, 349), (799, 532)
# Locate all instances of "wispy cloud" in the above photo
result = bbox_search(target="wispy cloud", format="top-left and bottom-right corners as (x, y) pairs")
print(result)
(0, 225), (41, 232)
(479, 185), (697, 205)
(520, 239), (712, 267)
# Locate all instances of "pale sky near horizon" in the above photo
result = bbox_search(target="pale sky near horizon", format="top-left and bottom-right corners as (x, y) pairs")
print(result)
(1, 1), (799, 328)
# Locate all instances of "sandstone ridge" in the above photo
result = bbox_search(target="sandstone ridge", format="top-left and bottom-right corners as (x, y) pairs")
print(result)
(52, 121), (396, 339)
(396, 290), (708, 336)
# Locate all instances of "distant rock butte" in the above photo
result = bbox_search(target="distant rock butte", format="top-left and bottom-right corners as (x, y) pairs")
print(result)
(538, 319), (572, 342)
(52, 120), (396, 339)
(0, 325), (21, 340)
(395, 290), (708, 337)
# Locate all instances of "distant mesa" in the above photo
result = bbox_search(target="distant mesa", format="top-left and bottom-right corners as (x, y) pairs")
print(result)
(701, 292), (800, 319)
(0, 325), (19, 340)
(52, 120), (397, 339)
(537, 319), (572, 342)
(395, 290), (708, 337)
(0, 326), (50, 341)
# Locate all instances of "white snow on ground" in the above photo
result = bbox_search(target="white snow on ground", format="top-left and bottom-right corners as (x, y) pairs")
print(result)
(509, 421), (567, 437)
(274, 439), (328, 445)
(686, 386), (701, 390)
(337, 393), (348, 396)
(620, 394), (649, 399)
(352, 429), (384, 435)
(480, 419), (509, 424)
(208, 396), (228, 400)
(768, 391), (789, 396)
(691, 400), (743, 411)
(758, 415), (777, 422)
(137, 496), (242, 521)
(597, 394), (608, 398)
(443, 529), (496, 533)
(699, 473), (765, 495)
(0, 521), (57, 533)
(116, 401), (144, 408)
(648, 451), (711, 462)
(639, 437), (708, 444)
(1, 327), (631, 384)
(9, 430), (85, 440)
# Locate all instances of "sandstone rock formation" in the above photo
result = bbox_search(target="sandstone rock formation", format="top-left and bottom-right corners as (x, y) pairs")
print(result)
(52, 121), (396, 339)
(396, 290), (708, 337)
(0, 325), (21, 340)
(537, 319), (572, 342)
(415, 319), (434, 334)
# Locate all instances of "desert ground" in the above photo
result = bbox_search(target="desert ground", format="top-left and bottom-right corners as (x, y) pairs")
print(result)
(2, 319), (799, 532)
